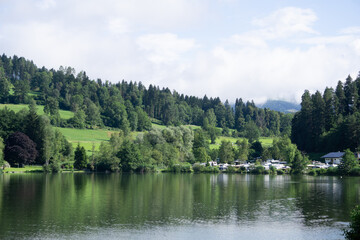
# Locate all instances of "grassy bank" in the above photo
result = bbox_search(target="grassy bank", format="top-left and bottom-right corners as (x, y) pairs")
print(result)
(2, 165), (43, 173)
(0, 104), (74, 119)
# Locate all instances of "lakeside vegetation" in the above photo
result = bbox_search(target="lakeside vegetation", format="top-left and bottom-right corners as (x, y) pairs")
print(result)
(0, 54), (359, 177)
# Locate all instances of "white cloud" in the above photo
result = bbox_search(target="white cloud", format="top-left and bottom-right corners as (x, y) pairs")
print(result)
(0, 2), (359, 104)
(252, 7), (318, 39)
(108, 18), (129, 35)
(340, 26), (360, 35)
(136, 33), (196, 65)
(36, 0), (56, 10)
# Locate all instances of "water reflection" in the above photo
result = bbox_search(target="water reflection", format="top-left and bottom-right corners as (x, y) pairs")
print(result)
(0, 173), (358, 239)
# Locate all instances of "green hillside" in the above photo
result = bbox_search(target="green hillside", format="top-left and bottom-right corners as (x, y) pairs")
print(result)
(0, 104), (74, 120)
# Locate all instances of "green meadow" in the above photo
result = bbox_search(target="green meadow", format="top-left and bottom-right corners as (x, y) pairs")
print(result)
(55, 127), (119, 153)
(0, 104), (275, 153)
(209, 136), (273, 149)
(2, 165), (43, 173)
(0, 104), (74, 120)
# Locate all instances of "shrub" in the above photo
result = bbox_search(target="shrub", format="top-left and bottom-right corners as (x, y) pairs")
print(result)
(308, 169), (317, 176)
(62, 162), (74, 170)
(269, 166), (276, 174)
(227, 166), (236, 173)
(203, 166), (220, 173)
(326, 167), (338, 176)
(318, 168), (327, 175)
(251, 165), (265, 174)
(51, 162), (62, 173)
(240, 166), (247, 172)
(350, 167), (360, 176)
(192, 163), (204, 173)
(263, 169), (270, 174)
(276, 169), (284, 175)
(344, 205), (360, 240)
(43, 164), (52, 173)
(167, 163), (192, 173)
(192, 164), (219, 173)
(136, 164), (156, 173)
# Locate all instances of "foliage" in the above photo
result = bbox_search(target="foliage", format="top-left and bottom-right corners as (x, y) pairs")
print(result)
(74, 144), (88, 170)
(226, 166), (236, 173)
(0, 54), (291, 136)
(0, 137), (4, 166)
(218, 140), (234, 163)
(269, 165), (276, 174)
(251, 165), (265, 174)
(192, 163), (219, 173)
(293, 74), (360, 153)
(344, 205), (360, 240)
(349, 167), (360, 176)
(339, 149), (358, 175)
(249, 141), (263, 159)
(165, 163), (192, 173)
(4, 132), (38, 167)
(290, 150), (309, 174)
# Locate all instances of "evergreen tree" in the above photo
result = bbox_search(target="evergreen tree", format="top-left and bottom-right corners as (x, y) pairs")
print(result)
(0, 65), (10, 102)
(74, 144), (88, 169)
(335, 81), (346, 115)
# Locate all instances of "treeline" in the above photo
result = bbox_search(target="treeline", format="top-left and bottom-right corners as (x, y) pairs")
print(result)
(0, 101), (72, 169)
(292, 73), (360, 153)
(76, 128), (308, 173)
(0, 102), (305, 172)
(0, 54), (291, 137)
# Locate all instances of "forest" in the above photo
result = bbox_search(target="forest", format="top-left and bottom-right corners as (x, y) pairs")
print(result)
(0, 53), (356, 174)
(292, 74), (360, 153)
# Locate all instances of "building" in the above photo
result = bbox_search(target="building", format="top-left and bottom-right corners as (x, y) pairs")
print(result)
(321, 152), (345, 165)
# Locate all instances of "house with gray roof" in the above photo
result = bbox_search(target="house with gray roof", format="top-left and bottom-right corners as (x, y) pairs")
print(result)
(321, 152), (344, 164)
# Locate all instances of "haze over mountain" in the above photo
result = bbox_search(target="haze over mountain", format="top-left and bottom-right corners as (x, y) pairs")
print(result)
(258, 100), (301, 113)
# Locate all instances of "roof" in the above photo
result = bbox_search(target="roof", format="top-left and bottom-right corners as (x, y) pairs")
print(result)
(321, 152), (345, 158)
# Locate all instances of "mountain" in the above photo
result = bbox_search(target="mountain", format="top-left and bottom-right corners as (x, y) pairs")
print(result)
(258, 100), (300, 113)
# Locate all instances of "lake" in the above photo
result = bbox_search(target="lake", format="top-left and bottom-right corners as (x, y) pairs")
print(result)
(0, 173), (359, 239)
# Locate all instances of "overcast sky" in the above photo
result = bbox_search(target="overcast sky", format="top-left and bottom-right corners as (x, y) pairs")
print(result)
(1, 0), (360, 104)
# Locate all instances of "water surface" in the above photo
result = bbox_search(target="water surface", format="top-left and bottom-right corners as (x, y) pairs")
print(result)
(0, 173), (359, 239)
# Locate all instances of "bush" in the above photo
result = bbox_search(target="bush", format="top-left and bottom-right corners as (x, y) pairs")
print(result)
(203, 166), (220, 173)
(166, 163), (192, 173)
(192, 164), (219, 173)
(269, 166), (276, 174)
(251, 165), (265, 174)
(344, 205), (360, 240)
(350, 167), (360, 176)
(43, 162), (62, 173)
(308, 169), (317, 176)
(327, 167), (338, 176)
(317, 168), (327, 175)
(226, 166), (236, 173)
(136, 164), (156, 173)
(192, 163), (204, 173)
(2, 161), (10, 169)
(62, 162), (74, 170)
(276, 169), (284, 175)
(51, 162), (62, 173)
(43, 164), (52, 173)
(263, 169), (270, 174)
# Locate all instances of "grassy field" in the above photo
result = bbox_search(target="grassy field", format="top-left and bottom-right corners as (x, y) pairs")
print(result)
(2, 165), (43, 173)
(55, 127), (119, 153)
(0, 103), (275, 153)
(0, 104), (74, 120)
(209, 136), (274, 149)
